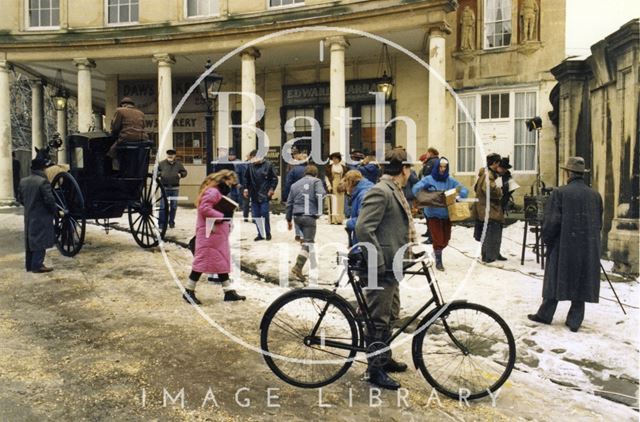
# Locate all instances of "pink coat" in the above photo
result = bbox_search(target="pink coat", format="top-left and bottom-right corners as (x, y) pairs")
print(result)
(191, 187), (231, 274)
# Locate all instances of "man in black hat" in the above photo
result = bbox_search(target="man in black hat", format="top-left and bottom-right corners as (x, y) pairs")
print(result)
(528, 157), (603, 332)
(18, 157), (58, 273)
(157, 149), (188, 230)
(499, 156), (514, 214)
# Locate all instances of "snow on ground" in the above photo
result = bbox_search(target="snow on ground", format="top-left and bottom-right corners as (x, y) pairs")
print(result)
(107, 205), (639, 412)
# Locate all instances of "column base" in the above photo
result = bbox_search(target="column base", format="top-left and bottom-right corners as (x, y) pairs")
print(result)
(0, 198), (20, 207)
(607, 218), (639, 276)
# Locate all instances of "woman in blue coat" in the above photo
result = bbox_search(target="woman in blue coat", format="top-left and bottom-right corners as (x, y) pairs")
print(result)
(412, 157), (468, 271)
(342, 170), (374, 246)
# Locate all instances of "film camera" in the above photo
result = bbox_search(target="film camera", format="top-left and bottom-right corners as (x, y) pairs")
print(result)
(523, 182), (554, 224)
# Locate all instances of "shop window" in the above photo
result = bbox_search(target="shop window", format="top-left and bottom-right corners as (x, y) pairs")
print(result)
(360, 104), (392, 156)
(456, 96), (476, 173)
(107, 0), (139, 25)
(186, 0), (218, 18)
(149, 132), (206, 164)
(286, 108), (316, 156)
(484, 0), (512, 48)
(269, 0), (304, 8)
(27, 0), (60, 29)
(514, 92), (537, 171)
(480, 93), (509, 120)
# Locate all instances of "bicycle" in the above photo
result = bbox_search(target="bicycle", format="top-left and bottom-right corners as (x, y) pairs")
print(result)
(259, 251), (516, 400)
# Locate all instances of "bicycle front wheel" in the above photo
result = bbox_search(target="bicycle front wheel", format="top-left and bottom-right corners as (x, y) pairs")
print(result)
(260, 289), (359, 388)
(413, 302), (516, 400)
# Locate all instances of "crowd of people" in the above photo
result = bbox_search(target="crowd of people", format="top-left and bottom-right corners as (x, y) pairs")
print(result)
(15, 97), (603, 391)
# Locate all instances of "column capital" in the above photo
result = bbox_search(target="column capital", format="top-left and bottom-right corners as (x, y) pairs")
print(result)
(240, 47), (261, 60)
(29, 79), (45, 88)
(0, 60), (11, 72)
(427, 22), (452, 37)
(73, 58), (96, 69)
(153, 53), (176, 66)
(326, 36), (350, 49)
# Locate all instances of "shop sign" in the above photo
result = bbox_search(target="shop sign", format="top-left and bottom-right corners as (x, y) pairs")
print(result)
(118, 79), (209, 114)
(283, 79), (385, 106)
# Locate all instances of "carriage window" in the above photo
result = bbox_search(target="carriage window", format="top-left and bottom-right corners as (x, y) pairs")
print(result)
(73, 147), (84, 169)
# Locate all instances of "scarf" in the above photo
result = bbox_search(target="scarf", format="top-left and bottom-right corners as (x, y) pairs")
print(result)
(431, 157), (450, 182)
(381, 175), (417, 248)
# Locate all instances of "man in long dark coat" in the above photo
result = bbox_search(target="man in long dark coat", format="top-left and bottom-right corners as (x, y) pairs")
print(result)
(528, 157), (603, 332)
(18, 158), (57, 273)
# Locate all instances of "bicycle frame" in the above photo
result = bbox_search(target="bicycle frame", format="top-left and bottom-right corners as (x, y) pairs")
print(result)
(307, 254), (450, 353)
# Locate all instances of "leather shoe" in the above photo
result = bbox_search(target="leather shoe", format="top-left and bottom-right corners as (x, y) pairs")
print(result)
(383, 358), (408, 373)
(497, 255), (507, 261)
(183, 289), (202, 305)
(368, 369), (401, 390)
(32, 266), (53, 273)
(527, 314), (551, 325)
(565, 321), (579, 332)
(224, 290), (246, 301)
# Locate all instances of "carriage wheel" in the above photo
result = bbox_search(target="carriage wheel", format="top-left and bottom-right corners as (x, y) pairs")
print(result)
(128, 174), (168, 248)
(51, 172), (86, 257)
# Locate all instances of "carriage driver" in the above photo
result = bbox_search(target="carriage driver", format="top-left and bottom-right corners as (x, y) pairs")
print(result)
(107, 97), (149, 160)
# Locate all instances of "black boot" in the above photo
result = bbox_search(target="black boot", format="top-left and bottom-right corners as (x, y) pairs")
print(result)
(224, 290), (246, 301)
(365, 332), (401, 390)
(383, 353), (408, 373)
(183, 289), (202, 305)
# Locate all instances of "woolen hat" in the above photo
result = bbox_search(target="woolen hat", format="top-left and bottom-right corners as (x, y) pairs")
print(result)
(120, 97), (135, 106)
(560, 156), (590, 173)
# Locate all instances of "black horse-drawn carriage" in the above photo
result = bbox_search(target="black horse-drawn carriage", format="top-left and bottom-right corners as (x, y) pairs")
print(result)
(49, 132), (168, 256)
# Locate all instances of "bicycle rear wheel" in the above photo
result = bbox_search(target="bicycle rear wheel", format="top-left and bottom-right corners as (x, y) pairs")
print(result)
(260, 289), (359, 388)
(413, 302), (516, 400)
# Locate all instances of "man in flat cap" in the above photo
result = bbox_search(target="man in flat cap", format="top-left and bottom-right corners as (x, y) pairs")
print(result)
(108, 97), (148, 160)
(528, 157), (603, 332)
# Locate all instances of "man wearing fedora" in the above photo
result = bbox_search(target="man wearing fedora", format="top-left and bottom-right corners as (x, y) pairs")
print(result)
(528, 156), (603, 332)
(18, 157), (58, 273)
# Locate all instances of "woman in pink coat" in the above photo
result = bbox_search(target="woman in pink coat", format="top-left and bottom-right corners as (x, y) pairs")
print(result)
(183, 170), (246, 304)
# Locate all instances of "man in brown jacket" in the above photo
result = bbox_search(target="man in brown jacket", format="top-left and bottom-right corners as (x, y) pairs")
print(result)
(473, 153), (507, 263)
(108, 97), (148, 159)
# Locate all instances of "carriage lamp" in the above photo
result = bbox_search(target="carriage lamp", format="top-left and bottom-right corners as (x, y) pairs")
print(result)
(200, 59), (224, 174)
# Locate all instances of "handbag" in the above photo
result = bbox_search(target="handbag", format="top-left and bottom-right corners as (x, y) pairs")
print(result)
(415, 190), (446, 208)
(448, 202), (472, 222)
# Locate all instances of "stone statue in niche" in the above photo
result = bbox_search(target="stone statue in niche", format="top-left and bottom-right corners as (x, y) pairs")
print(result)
(460, 6), (476, 50)
(520, 0), (539, 42)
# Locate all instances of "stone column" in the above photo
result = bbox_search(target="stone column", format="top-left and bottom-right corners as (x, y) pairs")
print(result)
(30, 79), (45, 157)
(73, 58), (96, 132)
(56, 107), (67, 164)
(0, 60), (13, 203)
(427, 25), (450, 149)
(153, 53), (175, 160)
(327, 36), (349, 155)
(240, 48), (260, 159)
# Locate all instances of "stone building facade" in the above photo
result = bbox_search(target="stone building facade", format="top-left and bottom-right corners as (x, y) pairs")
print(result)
(551, 19), (639, 275)
(0, 0), (565, 206)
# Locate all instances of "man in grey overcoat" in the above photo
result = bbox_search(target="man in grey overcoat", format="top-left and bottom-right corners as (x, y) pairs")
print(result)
(528, 157), (603, 332)
(18, 158), (57, 273)
(355, 148), (417, 390)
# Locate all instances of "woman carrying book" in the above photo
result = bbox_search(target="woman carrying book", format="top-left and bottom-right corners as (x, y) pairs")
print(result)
(183, 169), (246, 304)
